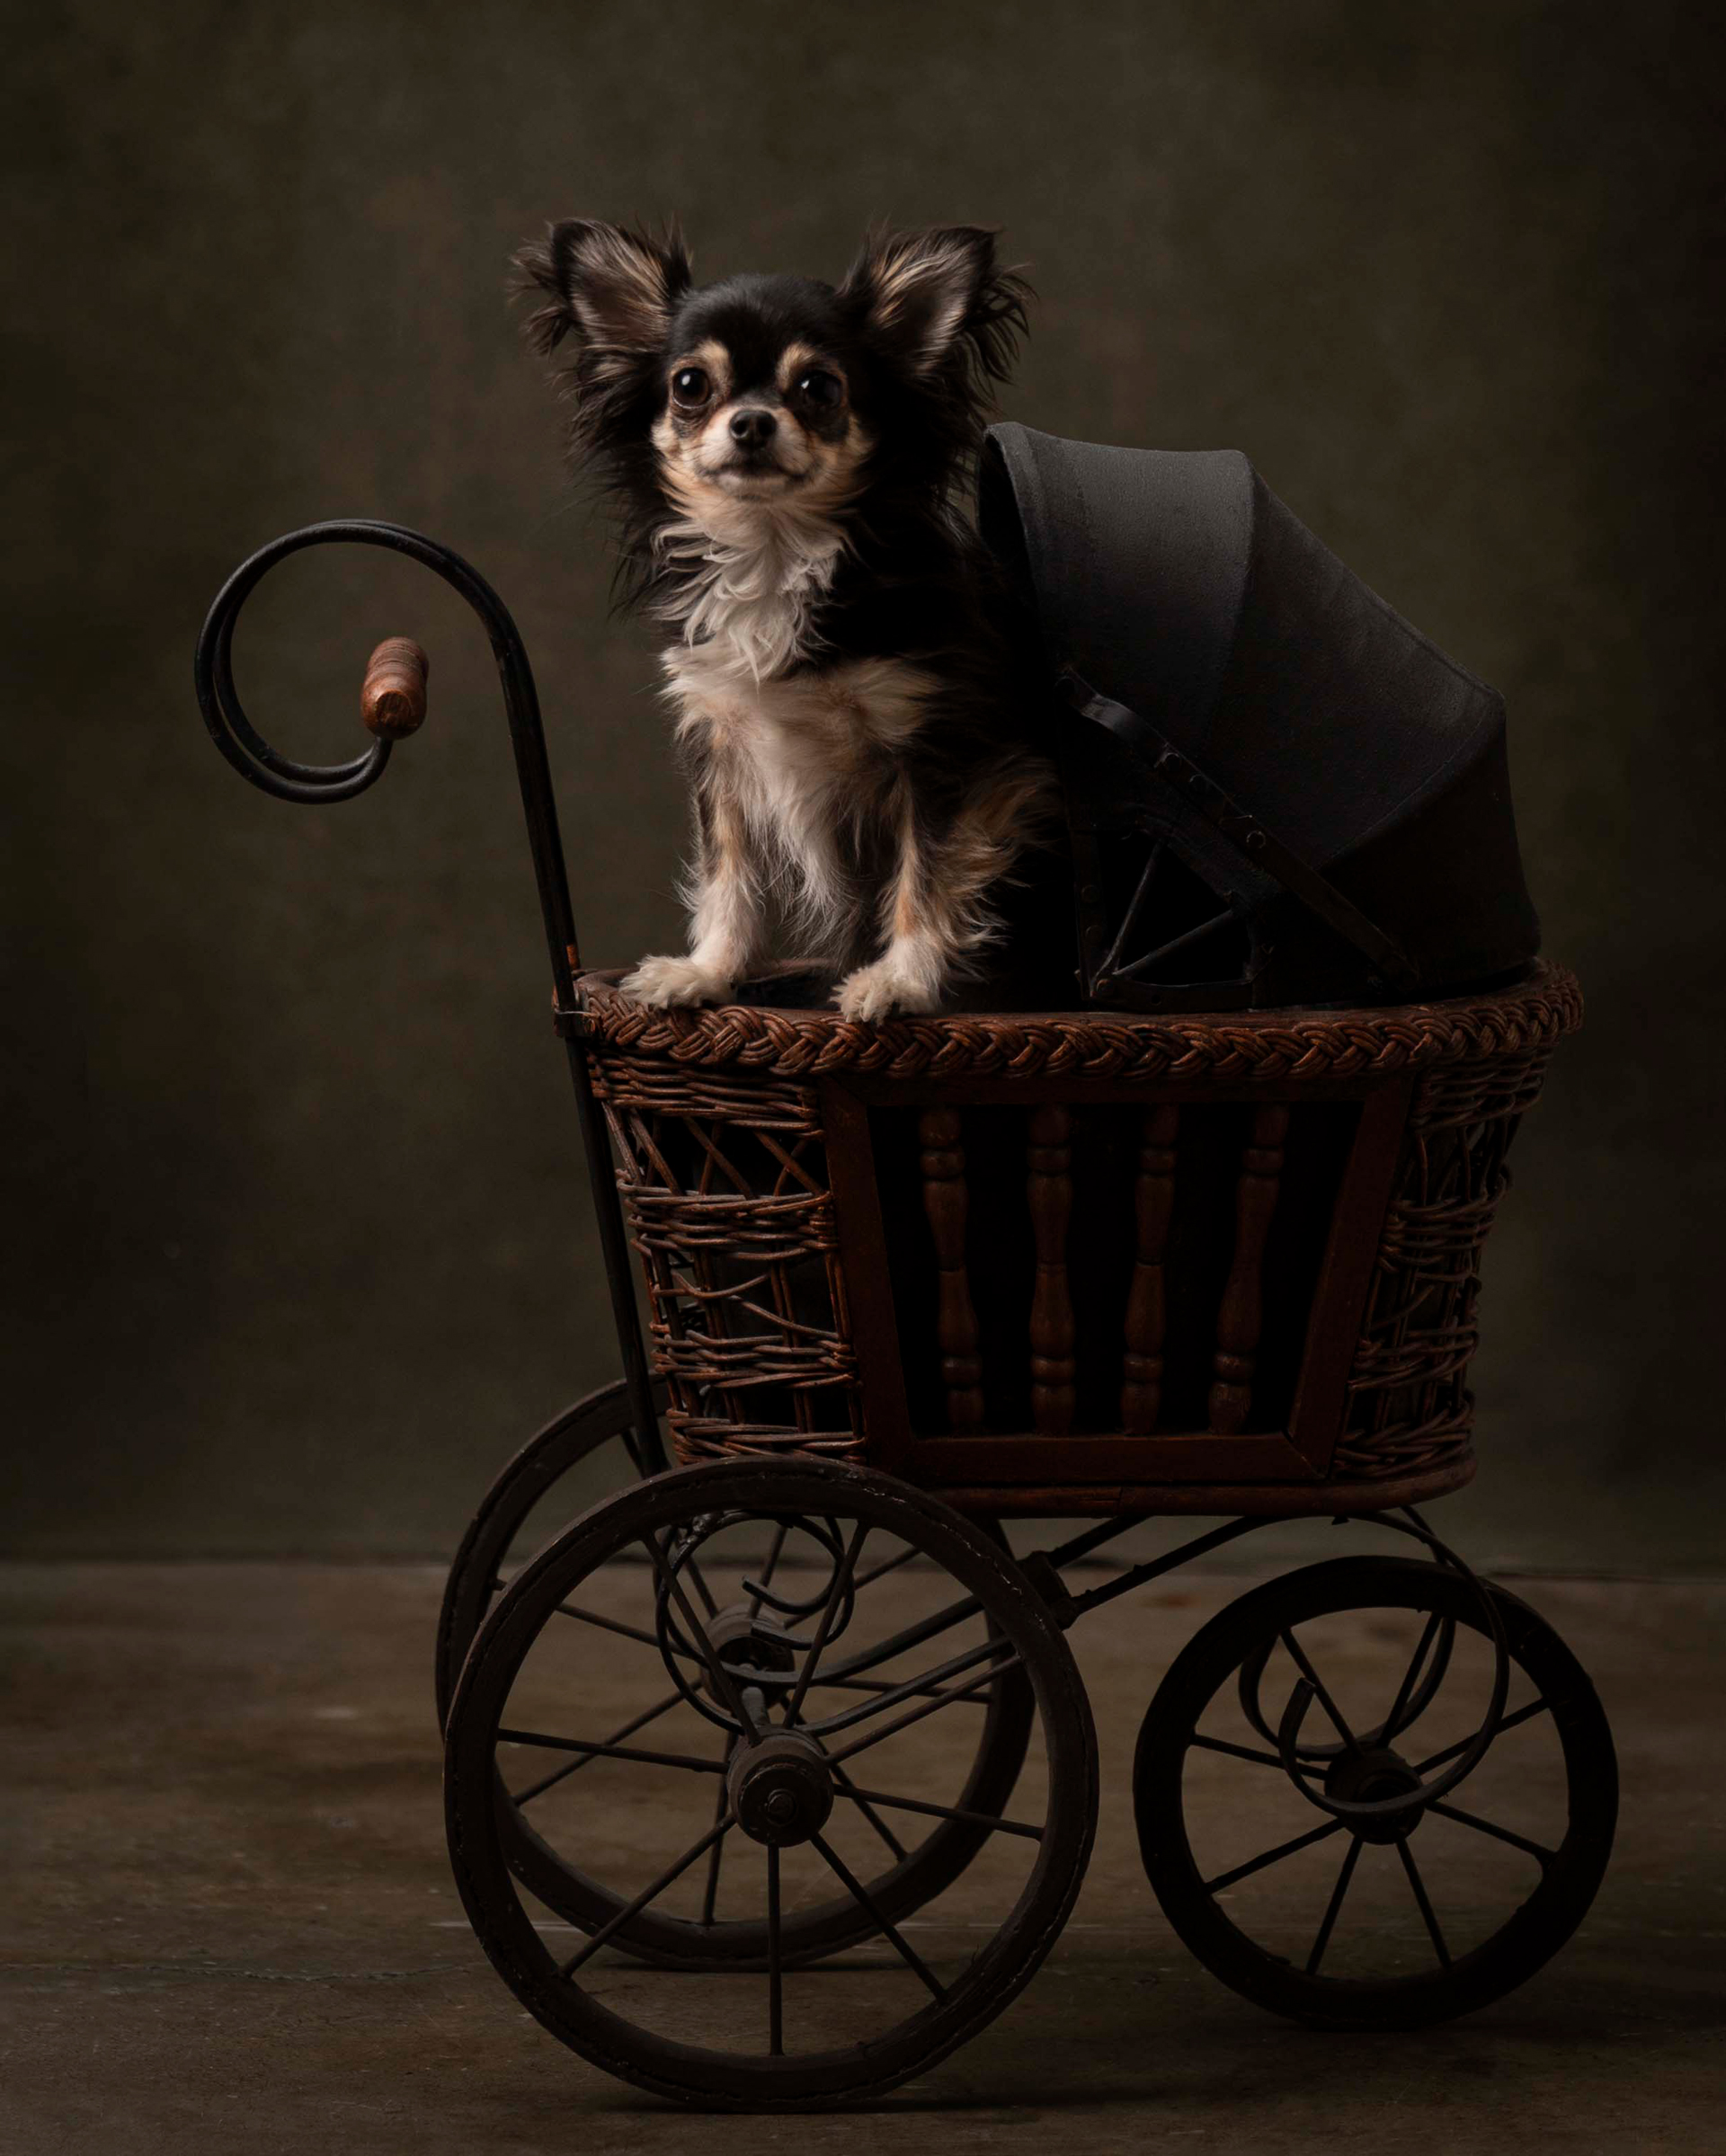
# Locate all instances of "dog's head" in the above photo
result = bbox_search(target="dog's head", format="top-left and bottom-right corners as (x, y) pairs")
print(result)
(514, 222), (1028, 537)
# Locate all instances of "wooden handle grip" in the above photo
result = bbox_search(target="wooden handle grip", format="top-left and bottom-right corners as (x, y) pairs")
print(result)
(360, 637), (429, 739)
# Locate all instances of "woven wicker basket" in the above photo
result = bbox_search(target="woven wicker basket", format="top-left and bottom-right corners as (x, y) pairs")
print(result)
(574, 960), (1580, 1520)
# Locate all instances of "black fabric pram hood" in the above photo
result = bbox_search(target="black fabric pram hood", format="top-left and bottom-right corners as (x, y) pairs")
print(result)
(979, 422), (1541, 1010)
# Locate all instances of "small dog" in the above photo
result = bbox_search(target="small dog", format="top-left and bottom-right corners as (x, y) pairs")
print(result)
(514, 219), (1058, 1018)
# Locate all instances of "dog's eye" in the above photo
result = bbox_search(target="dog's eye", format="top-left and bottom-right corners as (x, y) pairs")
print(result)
(796, 369), (844, 409)
(670, 367), (711, 408)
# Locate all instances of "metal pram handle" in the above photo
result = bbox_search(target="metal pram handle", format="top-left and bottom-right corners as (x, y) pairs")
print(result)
(195, 519), (665, 1472)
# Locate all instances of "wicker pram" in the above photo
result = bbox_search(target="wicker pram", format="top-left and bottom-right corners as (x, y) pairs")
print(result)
(198, 452), (1611, 2111)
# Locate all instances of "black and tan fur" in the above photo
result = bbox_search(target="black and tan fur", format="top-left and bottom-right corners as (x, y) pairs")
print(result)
(515, 219), (1057, 1018)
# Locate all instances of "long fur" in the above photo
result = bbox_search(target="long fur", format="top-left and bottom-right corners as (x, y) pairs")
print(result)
(513, 219), (1058, 1018)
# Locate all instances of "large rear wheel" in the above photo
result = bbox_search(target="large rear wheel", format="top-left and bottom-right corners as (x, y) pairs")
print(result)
(440, 1392), (1036, 1969)
(444, 1456), (1095, 2107)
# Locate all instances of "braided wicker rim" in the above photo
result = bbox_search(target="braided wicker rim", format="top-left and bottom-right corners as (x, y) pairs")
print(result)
(575, 960), (1581, 1085)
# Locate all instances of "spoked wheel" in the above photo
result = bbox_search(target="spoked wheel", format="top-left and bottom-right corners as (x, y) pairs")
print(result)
(436, 1379), (666, 1731)
(1134, 1555), (1616, 2029)
(439, 1389), (1037, 1970)
(444, 1456), (1095, 2108)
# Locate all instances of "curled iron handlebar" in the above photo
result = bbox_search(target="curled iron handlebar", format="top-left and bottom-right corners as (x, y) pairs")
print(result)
(195, 520), (581, 985)
(195, 519), (664, 1471)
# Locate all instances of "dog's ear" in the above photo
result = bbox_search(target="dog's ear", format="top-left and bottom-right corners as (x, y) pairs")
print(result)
(513, 219), (692, 365)
(839, 226), (1028, 383)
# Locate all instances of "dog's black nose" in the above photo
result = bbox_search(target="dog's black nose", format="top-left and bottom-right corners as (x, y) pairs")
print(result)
(729, 407), (778, 447)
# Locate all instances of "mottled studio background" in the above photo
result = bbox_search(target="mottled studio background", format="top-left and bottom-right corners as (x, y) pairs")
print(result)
(5, 3), (1722, 1566)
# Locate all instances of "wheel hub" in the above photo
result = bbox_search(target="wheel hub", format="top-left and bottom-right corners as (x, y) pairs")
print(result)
(1324, 1743), (1428, 1842)
(727, 1730), (834, 1848)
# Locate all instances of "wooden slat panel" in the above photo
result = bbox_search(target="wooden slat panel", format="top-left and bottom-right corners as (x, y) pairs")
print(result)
(1027, 1104), (1076, 1434)
(1122, 1104), (1180, 1433)
(1208, 1103), (1292, 1433)
(917, 1107), (984, 1432)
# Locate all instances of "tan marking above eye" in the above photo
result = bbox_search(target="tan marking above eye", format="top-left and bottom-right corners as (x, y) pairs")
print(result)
(778, 342), (847, 401)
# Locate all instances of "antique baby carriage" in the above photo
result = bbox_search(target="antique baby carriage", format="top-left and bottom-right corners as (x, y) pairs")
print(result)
(198, 425), (1614, 2110)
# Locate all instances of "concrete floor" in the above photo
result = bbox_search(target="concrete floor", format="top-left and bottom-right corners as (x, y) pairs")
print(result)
(4, 1557), (1722, 2154)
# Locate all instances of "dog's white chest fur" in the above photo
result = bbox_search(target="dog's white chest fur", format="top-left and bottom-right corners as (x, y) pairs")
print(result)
(655, 502), (935, 888)
(661, 641), (935, 928)
(663, 643), (931, 789)
(654, 500), (844, 682)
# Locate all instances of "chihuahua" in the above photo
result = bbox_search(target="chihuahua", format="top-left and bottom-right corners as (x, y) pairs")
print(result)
(515, 219), (1057, 1019)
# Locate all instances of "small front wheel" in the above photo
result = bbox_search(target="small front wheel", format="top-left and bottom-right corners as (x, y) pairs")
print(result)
(444, 1456), (1096, 2108)
(1134, 1555), (1615, 2029)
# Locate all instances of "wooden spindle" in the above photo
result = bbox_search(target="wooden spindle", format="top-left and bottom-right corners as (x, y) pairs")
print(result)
(1208, 1103), (1292, 1434)
(1122, 1104), (1180, 1433)
(918, 1108), (984, 1432)
(1028, 1104), (1076, 1434)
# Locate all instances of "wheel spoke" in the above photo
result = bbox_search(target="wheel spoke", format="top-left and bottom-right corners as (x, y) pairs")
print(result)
(832, 1779), (1044, 1843)
(809, 1833), (948, 2001)
(1203, 1817), (1343, 1895)
(852, 1541), (921, 1594)
(767, 1843), (784, 2055)
(510, 1690), (684, 1805)
(1395, 1839), (1451, 1968)
(785, 1521), (870, 1726)
(828, 1761), (908, 1860)
(812, 1631), (1021, 1743)
(498, 1726), (725, 1776)
(810, 1672), (990, 1705)
(829, 1653), (1024, 1764)
(1413, 1695), (1550, 1778)
(701, 1734), (740, 1924)
(682, 1547), (721, 1619)
(1304, 1835), (1363, 1974)
(818, 1589), (985, 1689)
(1428, 1799), (1554, 1868)
(1189, 1733), (1287, 1770)
(553, 1601), (698, 1660)
(1279, 1629), (1359, 1752)
(559, 1814), (735, 1978)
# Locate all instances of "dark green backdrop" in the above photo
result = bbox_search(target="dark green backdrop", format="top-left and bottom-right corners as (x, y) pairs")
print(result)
(6, 4), (1722, 1566)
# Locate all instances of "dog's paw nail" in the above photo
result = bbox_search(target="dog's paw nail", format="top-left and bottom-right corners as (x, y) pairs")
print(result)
(835, 964), (939, 1024)
(620, 957), (731, 1008)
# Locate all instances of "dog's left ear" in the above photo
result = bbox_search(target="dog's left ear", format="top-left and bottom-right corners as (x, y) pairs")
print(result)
(840, 226), (1028, 382)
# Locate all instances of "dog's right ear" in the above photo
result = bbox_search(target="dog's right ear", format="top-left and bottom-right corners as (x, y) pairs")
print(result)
(513, 220), (692, 366)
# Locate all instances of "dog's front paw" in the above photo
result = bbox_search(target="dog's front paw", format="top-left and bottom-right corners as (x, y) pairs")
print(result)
(619, 955), (734, 1008)
(834, 959), (941, 1024)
